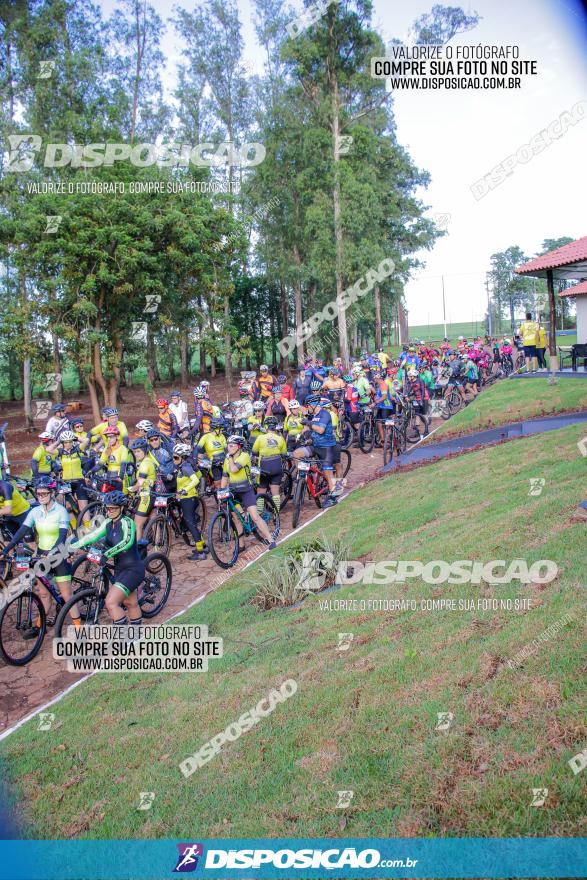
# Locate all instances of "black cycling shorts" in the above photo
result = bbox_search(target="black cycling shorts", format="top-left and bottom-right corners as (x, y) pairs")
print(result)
(111, 563), (145, 597)
(259, 457), (283, 488)
(69, 479), (88, 501)
(312, 445), (335, 471)
(332, 444), (341, 466)
(232, 486), (257, 509)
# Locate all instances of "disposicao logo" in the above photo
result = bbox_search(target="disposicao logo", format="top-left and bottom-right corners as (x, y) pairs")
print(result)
(173, 843), (204, 872)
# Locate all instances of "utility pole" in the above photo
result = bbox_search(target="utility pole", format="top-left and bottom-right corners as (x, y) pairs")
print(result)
(485, 273), (493, 337)
(442, 276), (447, 338)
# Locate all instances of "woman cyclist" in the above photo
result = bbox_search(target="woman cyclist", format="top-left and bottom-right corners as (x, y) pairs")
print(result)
(172, 443), (208, 561)
(70, 490), (145, 627)
(53, 430), (90, 526)
(264, 386), (290, 424)
(196, 417), (227, 490)
(251, 416), (286, 519)
(222, 435), (276, 550)
(127, 438), (158, 540)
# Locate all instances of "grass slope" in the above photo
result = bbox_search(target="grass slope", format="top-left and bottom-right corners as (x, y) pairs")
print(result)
(1, 425), (586, 839)
(432, 377), (587, 441)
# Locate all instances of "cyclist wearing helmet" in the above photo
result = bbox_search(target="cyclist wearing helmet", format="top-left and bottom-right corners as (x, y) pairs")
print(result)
(293, 395), (338, 508)
(247, 401), (266, 441)
(197, 417), (227, 489)
(376, 347), (389, 370)
(156, 398), (179, 438)
(265, 386), (290, 422)
(277, 374), (294, 401)
(53, 430), (90, 522)
(253, 365), (275, 401)
(87, 426), (130, 492)
(146, 429), (175, 480)
(373, 370), (402, 445)
(70, 491), (145, 627)
(31, 432), (58, 482)
(70, 418), (88, 446)
(284, 400), (305, 452)
(292, 367), (312, 406)
(84, 408), (128, 451)
(2, 477), (79, 633)
(252, 416), (287, 517)
(45, 403), (69, 442)
(169, 390), (189, 429)
(0, 478), (31, 536)
(172, 444), (208, 561)
(135, 420), (154, 438)
(406, 367), (430, 424)
(352, 366), (373, 407)
(127, 438), (159, 539)
(192, 386), (215, 436)
(222, 435), (275, 549)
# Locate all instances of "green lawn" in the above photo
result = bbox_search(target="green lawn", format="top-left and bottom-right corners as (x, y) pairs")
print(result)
(1, 421), (585, 839)
(431, 377), (587, 440)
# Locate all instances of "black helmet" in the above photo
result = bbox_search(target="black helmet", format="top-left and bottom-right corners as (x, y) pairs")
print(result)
(210, 417), (224, 430)
(264, 415), (278, 429)
(103, 490), (128, 508)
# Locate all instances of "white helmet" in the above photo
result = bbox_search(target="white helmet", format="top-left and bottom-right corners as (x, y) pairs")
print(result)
(173, 443), (192, 458)
(253, 401), (266, 412)
(60, 430), (76, 442)
(201, 380), (210, 388)
(352, 365), (362, 376)
(136, 420), (153, 431)
(407, 367), (419, 378)
(39, 431), (54, 440)
(289, 399), (300, 409)
(194, 386), (206, 398)
(458, 335), (465, 341)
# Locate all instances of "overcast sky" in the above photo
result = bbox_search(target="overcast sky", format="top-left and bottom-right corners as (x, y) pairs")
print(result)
(99, 0), (587, 327)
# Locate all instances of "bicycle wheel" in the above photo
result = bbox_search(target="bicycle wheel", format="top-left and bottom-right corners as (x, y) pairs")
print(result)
(0, 590), (46, 666)
(340, 449), (351, 478)
(313, 473), (329, 508)
(339, 418), (353, 451)
(255, 493), (280, 540)
(144, 515), (172, 557)
(292, 478), (306, 529)
(279, 470), (293, 512)
(195, 496), (207, 534)
(74, 501), (105, 539)
(383, 427), (394, 467)
(515, 353), (525, 371)
(359, 419), (375, 454)
(54, 586), (104, 638)
(447, 389), (464, 416)
(138, 553), (172, 618)
(208, 509), (239, 569)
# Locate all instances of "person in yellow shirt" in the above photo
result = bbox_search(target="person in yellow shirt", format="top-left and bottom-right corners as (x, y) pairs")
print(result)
(222, 435), (275, 549)
(196, 418), (227, 489)
(519, 311), (538, 373)
(536, 323), (547, 371)
(87, 426), (130, 492)
(127, 438), (159, 539)
(172, 443), (208, 561)
(30, 432), (58, 482)
(53, 430), (90, 524)
(83, 408), (128, 451)
(376, 347), (389, 369)
(251, 416), (287, 517)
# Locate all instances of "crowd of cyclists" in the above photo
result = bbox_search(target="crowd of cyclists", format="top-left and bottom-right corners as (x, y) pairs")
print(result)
(0, 333), (520, 662)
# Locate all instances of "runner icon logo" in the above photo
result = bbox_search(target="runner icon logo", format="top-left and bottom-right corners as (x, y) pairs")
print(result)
(38, 712), (55, 731)
(336, 790), (354, 808)
(174, 844), (204, 873)
(530, 788), (548, 807)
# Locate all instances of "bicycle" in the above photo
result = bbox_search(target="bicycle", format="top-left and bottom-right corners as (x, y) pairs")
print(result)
(403, 396), (431, 444)
(143, 490), (207, 557)
(207, 488), (279, 569)
(291, 457), (330, 529)
(382, 413), (407, 467)
(54, 542), (172, 636)
(358, 406), (376, 453)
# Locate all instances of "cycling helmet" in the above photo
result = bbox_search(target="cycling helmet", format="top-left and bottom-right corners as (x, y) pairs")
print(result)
(305, 394), (321, 407)
(407, 367), (419, 378)
(504, 338), (511, 345)
(201, 380), (210, 388)
(51, 403), (65, 414)
(147, 429), (161, 439)
(252, 401), (266, 412)
(273, 385), (283, 394)
(194, 386), (206, 398)
(289, 399), (301, 409)
(35, 476), (56, 492)
(277, 374), (287, 384)
(155, 398), (168, 407)
(170, 390), (181, 397)
(39, 431), (54, 442)
(210, 417), (224, 430)
(103, 490), (128, 508)
(227, 434), (245, 446)
(173, 443), (192, 458)
(352, 366), (362, 376)
(458, 336), (465, 342)
(130, 438), (149, 451)
(71, 418), (84, 427)
(310, 379), (323, 391)
(259, 364), (269, 372)
(264, 416), (278, 429)
(319, 396), (331, 407)
(342, 374), (353, 383)
(105, 425), (120, 436)
(60, 430), (76, 442)
(103, 407), (118, 416)
(360, 350), (368, 358)
(136, 420), (153, 431)
(238, 386), (250, 397)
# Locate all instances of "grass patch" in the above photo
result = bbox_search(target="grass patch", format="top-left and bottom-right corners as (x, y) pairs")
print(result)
(1, 423), (586, 839)
(431, 377), (587, 440)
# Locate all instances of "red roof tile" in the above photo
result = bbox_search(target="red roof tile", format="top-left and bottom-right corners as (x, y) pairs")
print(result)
(558, 280), (587, 297)
(516, 236), (587, 274)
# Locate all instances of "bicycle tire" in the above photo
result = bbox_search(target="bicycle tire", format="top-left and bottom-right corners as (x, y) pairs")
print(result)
(54, 586), (104, 638)
(447, 389), (463, 416)
(280, 471), (293, 512)
(254, 493), (280, 540)
(208, 509), (239, 569)
(383, 427), (393, 467)
(313, 473), (329, 508)
(340, 449), (351, 478)
(292, 479), (306, 529)
(0, 590), (46, 666)
(339, 418), (353, 451)
(359, 420), (375, 454)
(74, 501), (106, 539)
(144, 515), (172, 557)
(138, 553), (172, 618)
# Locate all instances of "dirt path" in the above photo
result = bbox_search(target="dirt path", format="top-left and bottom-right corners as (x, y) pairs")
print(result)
(0, 378), (398, 732)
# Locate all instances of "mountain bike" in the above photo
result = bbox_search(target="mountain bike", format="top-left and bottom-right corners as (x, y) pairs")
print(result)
(54, 542), (172, 636)
(358, 406), (376, 453)
(143, 491), (207, 558)
(382, 414), (407, 467)
(291, 457), (331, 529)
(207, 488), (279, 569)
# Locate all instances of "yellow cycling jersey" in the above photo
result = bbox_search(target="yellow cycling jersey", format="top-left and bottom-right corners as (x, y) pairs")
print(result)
(247, 415), (264, 439)
(223, 451), (252, 486)
(58, 450), (84, 481)
(197, 432), (227, 460)
(252, 432), (287, 461)
(519, 321), (538, 346)
(327, 408), (341, 441)
(32, 445), (55, 474)
(284, 414), (304, 436)
(377, 351), (389, 368)
(99, 444), (130, 476)
(176, 463), (201, 498)
(0, 483), (30, 517)
(136, 455), (158, 488)
(73, 430), (88, 445)
(90, 420), (128, 443)
(537, 327), (547, 347)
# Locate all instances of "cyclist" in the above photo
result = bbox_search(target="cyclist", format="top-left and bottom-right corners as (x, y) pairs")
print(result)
(322, 398), (345, 495)
(45, 403), (70, 442)
(501, 338), (514, 372)
(284, 400), (305, 452)
(0, 478), (31, 538)
(135, 419), (154, 439)
(344, 373), (361, 435)
(196, 417), (227, 490)
(247, 401), (266, 442)
(373, 369), (401, 446)
(292, 366), (312, 405)
(169, 390), (190, 429)
(405, 367), (430, 433)
(31, 432), (58, 483)
(376, 347), (389, 370)
(1, 477), (79, 633)
(277, 374), (294, 401)
(252, 415), (286, 518)
(53, 430), (90, 525)
(253, 365), (275, 401)
(463, 354), (479, 398)
(155, 398), (179, 438)
(87, 425), (130, 492)
(70, 418), (88, 446)
(322, 368), (346, 397)
(69, 490), (145, 627)
(519, 311), (539, 373)
(84, 407), (129, 451)
(146, 429), (175, 479)
(221, 435), (276, 549)
(352, 366), (373, 408)
(127, 438), (158, 540)
(265, 386), (290, 423)
(172, 443), (208, 561)
(293, 394), (338, 508)
(446, 351), (467, 404)
(192, 386), (215, 436)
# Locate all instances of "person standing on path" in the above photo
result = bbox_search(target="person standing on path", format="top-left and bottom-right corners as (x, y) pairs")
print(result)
(536, 323), (547, 370)
(519, 312), (539, 373)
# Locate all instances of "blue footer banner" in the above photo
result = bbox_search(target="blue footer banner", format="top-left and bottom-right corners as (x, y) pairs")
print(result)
(0, 838), (585, 879)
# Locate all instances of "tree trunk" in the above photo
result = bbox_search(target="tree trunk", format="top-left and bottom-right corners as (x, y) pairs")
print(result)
(398, 300), (408, 345)
(87, 378), (101, 424)
(210, 356), (217, 378)
(23, 358), (33, 431)
(331, 79), (349, 364)
(180, 332), (189, 388)
(292, 245), (304, 365)
(269, 301), (277, 370)
(51, 330), (63, 403)
(280, 277), (289, 371)
(147, 325), (158, 385)
(167, 333), (175, 381)
(374, 285), (382, 349)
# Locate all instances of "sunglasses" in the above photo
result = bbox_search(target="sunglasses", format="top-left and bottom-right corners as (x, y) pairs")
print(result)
(149, 437), (160, 442)
(36, 490), (51, 496)
(105, 505), (121, 511)
(172, 455), (181, 460)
